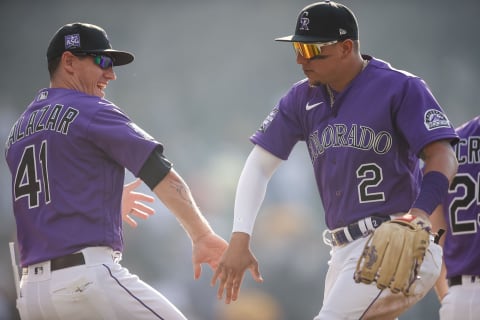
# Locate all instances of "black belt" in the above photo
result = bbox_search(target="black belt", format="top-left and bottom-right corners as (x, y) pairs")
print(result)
(24, 252), (86, 274)
(448, 275), (480, 287)
(51, 252), (85, 271)
(329, 216), (391, 246)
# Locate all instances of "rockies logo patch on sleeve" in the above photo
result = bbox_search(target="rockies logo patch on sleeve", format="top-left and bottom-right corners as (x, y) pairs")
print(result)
(424, 109), (451, 130)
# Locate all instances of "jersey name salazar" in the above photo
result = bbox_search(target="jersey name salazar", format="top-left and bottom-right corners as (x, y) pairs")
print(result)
(6, 103), (79, 150)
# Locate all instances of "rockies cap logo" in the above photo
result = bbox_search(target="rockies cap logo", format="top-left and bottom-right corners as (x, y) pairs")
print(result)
(299, 11), (310, 31)
(65, 34), (81, 50)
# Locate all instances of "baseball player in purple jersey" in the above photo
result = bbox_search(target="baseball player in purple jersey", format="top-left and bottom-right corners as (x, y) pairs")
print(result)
(4, 22), (227, 320)
(211, 2), (459, 319)
(432, 115), (480, 319)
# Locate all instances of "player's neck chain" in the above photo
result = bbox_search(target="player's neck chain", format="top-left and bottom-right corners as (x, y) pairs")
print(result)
(326, 59), (369, 108)
(326, 85), (335, 108)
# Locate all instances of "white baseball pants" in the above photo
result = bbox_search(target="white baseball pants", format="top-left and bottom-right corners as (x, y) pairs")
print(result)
(439, 276), (480, 320)
(16, 246), (186, 320)
(315, 236), (442, 320)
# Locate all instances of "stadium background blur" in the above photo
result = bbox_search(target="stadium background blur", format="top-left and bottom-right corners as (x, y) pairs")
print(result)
(1, 0), (478, 319)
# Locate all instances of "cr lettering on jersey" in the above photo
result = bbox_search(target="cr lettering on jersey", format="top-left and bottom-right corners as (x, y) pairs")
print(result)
(299, 11), (310, 31)
(424, 109), (451, 131)
(455, 136), (480, 165)
(5, 104), (79, 150)
(307, 123), (393, 162)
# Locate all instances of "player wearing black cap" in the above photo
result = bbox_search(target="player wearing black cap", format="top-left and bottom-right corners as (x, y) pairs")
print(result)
(5, 22), (227, 320)
(211, 2), (458, 319)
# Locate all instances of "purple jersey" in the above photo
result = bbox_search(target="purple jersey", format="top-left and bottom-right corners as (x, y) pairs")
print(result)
(5, 88), (161, 267)
(251, 56), (458, 229)
(442, 115), (480, 278)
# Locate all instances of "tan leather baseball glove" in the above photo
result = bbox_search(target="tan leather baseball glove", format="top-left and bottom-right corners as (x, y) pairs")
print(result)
(354, 214), (431, 295)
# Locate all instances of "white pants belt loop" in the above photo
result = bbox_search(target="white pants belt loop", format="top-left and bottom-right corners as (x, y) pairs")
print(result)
(77, 246), (122, 265)
(22, 246), (122, 277)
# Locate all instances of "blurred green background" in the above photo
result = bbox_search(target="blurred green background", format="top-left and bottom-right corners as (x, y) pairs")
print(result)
(1, 0), (478, 319)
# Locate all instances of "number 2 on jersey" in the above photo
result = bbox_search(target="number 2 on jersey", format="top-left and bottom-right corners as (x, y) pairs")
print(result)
(356, 163), (385, 203)
(14, 140), (51, 208)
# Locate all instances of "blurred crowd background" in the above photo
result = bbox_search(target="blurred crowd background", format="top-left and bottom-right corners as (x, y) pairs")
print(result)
(1, 0), (478, 319)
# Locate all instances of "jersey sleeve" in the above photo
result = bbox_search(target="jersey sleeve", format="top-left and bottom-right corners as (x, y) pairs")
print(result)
(87, 104), (162, 176)
(393, 77), (458, 155)
(250, 85), (306, 160)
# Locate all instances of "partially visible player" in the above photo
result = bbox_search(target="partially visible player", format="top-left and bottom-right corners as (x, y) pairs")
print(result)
(211, 1), (458, 319)
(432, 115), (480, 320)
(5, 22), (227, 320)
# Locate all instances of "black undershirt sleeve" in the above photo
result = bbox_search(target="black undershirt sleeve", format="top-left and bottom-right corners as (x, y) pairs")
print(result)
(137, 146), (173, 190)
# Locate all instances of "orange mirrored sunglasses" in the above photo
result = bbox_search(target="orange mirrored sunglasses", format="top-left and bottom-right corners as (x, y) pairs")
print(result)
(292, 41), (338, 59)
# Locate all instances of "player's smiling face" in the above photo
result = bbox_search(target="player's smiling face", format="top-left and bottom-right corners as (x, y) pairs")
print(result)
(73, 54), (116, 98)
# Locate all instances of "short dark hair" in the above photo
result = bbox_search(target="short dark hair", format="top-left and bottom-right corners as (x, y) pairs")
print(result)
(47, 56), (61, 78)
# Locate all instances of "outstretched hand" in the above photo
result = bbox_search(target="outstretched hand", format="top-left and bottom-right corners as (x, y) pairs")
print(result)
(192, 232), (228, 280)
(122, 179), (155, 228)
(210, 232), (263, 304)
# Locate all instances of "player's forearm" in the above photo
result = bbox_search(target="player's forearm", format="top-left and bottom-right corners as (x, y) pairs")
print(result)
(412, 140), (458, 216)
(421, 139), (458, 183)
(232, 146), (282, 235)
(153, 169), (213, 242)
(232, 168), (269, 235)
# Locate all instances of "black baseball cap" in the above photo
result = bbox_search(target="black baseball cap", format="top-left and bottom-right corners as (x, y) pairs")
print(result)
(275, 1), (358, 43)
(46, 22), (134, 66)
